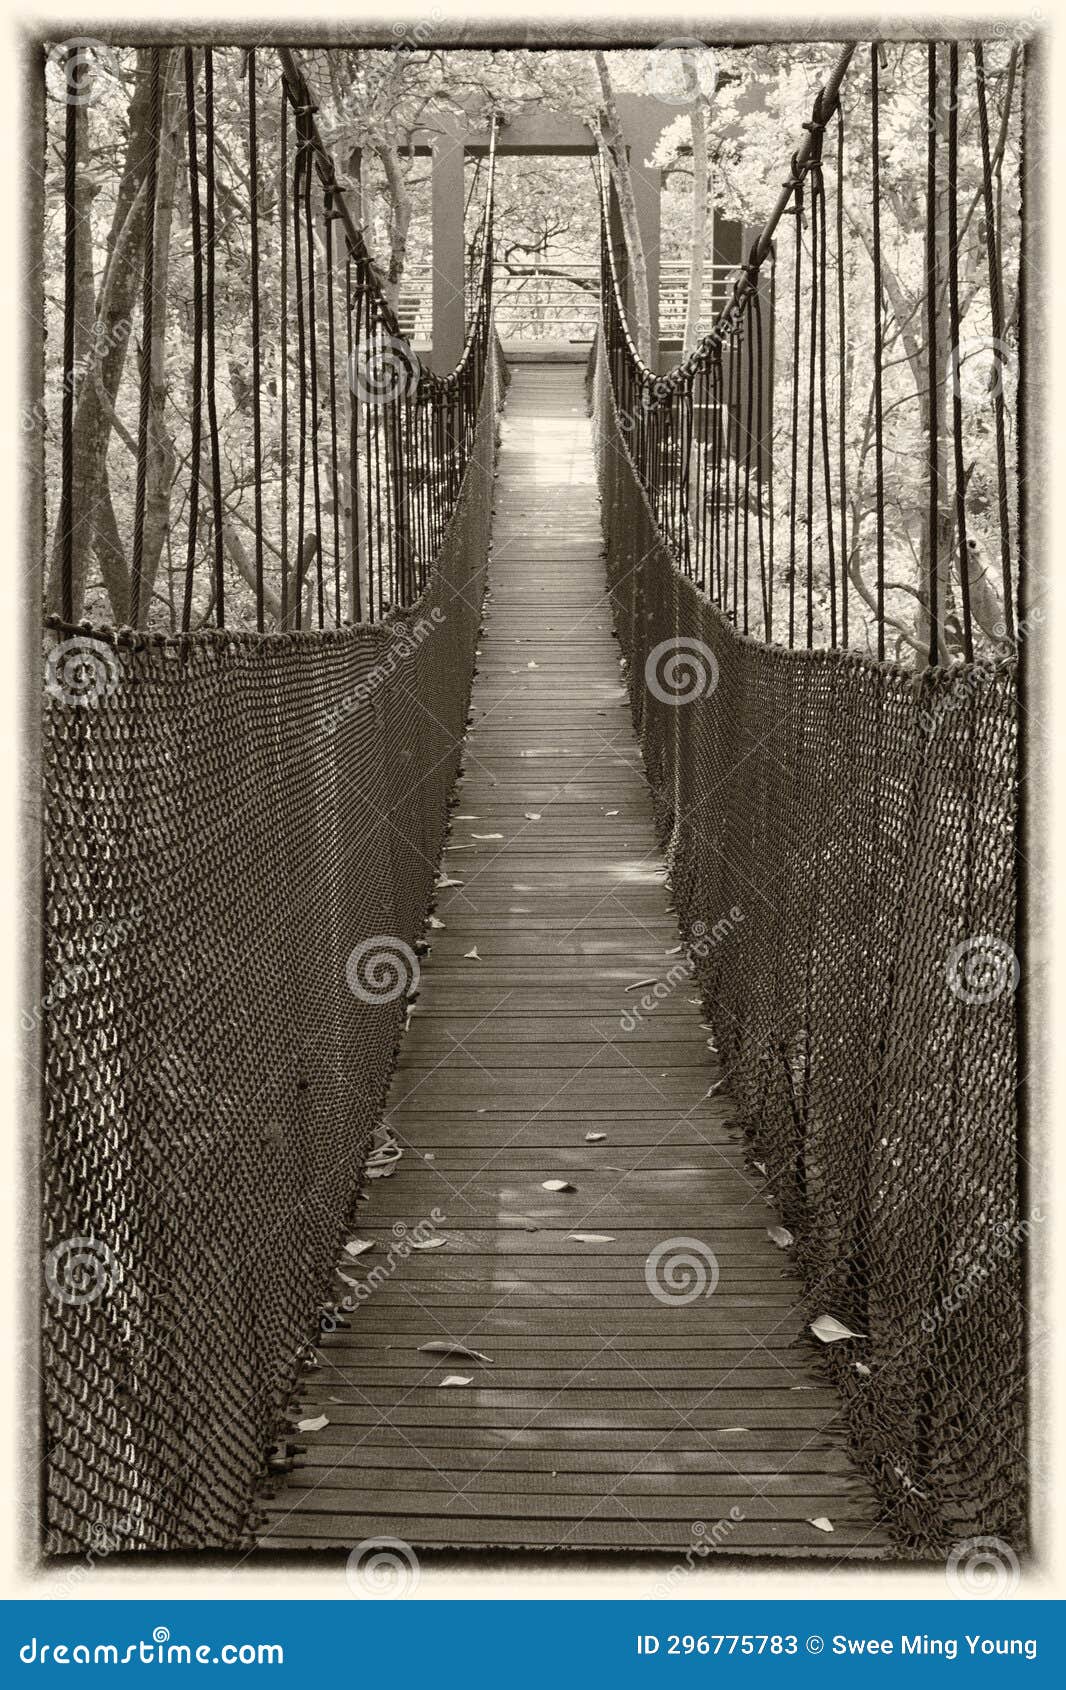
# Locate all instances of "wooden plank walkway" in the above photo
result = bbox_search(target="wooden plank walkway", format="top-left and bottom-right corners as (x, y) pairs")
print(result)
(256, 365), (888, 1557)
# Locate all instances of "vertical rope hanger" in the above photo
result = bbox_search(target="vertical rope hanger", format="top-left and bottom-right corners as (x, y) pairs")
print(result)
(247, 49), (265, 632)
(279, 90), (289, 629)
(925, 43), (940, 667)
(204, 48), (225, 627)
(130, 48), (163, 628)
(181, 48), (204, 635)
(974, 41), (1015, 642)
(59, 44), (81, 625)
(947, 43), (974, 662)
(871, 45), (886, 661)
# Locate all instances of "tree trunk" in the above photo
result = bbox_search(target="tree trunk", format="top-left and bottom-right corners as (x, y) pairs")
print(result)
(374, 136), (413, 318)
(682, 62), (708, 361)
(136, 71), (183, 623)
(594, 52), (652, 366)
(45, 48), (174, 622)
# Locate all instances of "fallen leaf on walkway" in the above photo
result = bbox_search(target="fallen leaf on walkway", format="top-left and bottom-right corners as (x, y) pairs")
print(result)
(606, 809), (619, 817)
(297, 1414), (329, 1433)
(417, 1340), (494, 1363)
(437, 874), (464, 888)
(471, 833), (503, 840)
(344, 1239), (375, 1258)
(439, 1375), (472, 1388)
(810, 1314), (865, 1344)
(409, 1238), (447, 1251)
(527, 660), (539, 669)
(717, 1427), (748, 1434)
(767, 1226), (794, 1248)
(808, 1517), (834, 1533)
(753, 1161), (767, 1176)
(428, 916), (445, 929)
(570, 1233), (615, 1244)
(542, 1179), (576, 1192)
(464, 947), (481, 960)
(625, 977), (659, 992)
(524, 812), (542, 821)
(585, 1132), (607, 1143)
(854, 1362), (872, 1377)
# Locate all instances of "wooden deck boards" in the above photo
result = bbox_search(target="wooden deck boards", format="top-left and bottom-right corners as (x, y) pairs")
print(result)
(255, 365), (888, 1558)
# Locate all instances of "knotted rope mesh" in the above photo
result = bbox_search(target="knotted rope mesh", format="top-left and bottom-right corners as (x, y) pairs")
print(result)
(40, 343), (504, 1553)
(593, 338), (1022, 1554)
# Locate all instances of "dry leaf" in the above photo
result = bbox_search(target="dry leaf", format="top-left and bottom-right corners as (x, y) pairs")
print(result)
(409, 1238), (447, 1251)
(808, 1517), (834, 1533)
(810, 1314), (866, 1343)
(717, 1427), (748, 1434)
(542, 1179), (576, 1192)
(471, 833), (503, 841)
(527, 659), (539, 669)
(417, 1340), (494, 1363)
(524, 811), (542, 821)
(297, 1414), (329, 1433)
(854, 1362), (872, 1377)
(585, 1132), (607, 1143)
(464, 947), (481, 960)
(344, 1239), (375, 1258)
(767, 1226), (794, 1248)
(569, 1232), (615, 1244)
(753, 1161), (767, 1176)
(625, 977), (659, 992)
(428, 916), (445, 929)
(605, 809), (619, 816)
(437, 874), (464, 888)
(439, 1375), (472, 1388)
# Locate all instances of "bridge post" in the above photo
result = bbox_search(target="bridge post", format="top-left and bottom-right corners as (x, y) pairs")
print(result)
(431, 115), (467, 373)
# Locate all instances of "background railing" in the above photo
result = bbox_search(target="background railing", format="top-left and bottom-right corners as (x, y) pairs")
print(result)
(600, 41), (1022, 666)
(46, 45), (496, 636)
(594, 39), (1023, 1553)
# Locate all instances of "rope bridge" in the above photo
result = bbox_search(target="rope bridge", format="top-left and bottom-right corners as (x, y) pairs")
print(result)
(39, 39), (1022, 1557)
(593, 42), (1022, 1548)
(41, 46), (502, 1550)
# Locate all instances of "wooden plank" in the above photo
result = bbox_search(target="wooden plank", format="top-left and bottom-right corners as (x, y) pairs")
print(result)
(256, 362), (887, 1561)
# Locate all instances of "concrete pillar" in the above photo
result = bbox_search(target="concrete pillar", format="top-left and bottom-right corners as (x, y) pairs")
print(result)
(431, 118), (466, 373)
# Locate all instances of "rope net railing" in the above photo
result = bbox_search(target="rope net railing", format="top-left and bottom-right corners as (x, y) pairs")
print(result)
(40, 45), (503, 1551)
(594, 40), (1023, 1553)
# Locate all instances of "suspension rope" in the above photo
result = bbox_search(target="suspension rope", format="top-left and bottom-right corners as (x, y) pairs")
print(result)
(948, 43), (974, 662)
(204, 49), (225, 627)
(130, 48), (163, 628)
(58, 45), (80, 625)
(974, 41), (1015, 641)
(925, 43), (940, 667)
(247, 49), (265, 631)
(871, 45), (886, 661)
(181, 48), (203, 635)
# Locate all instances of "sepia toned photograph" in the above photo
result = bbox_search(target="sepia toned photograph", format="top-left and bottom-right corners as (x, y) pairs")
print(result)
(25, 8), (1034, 1601)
